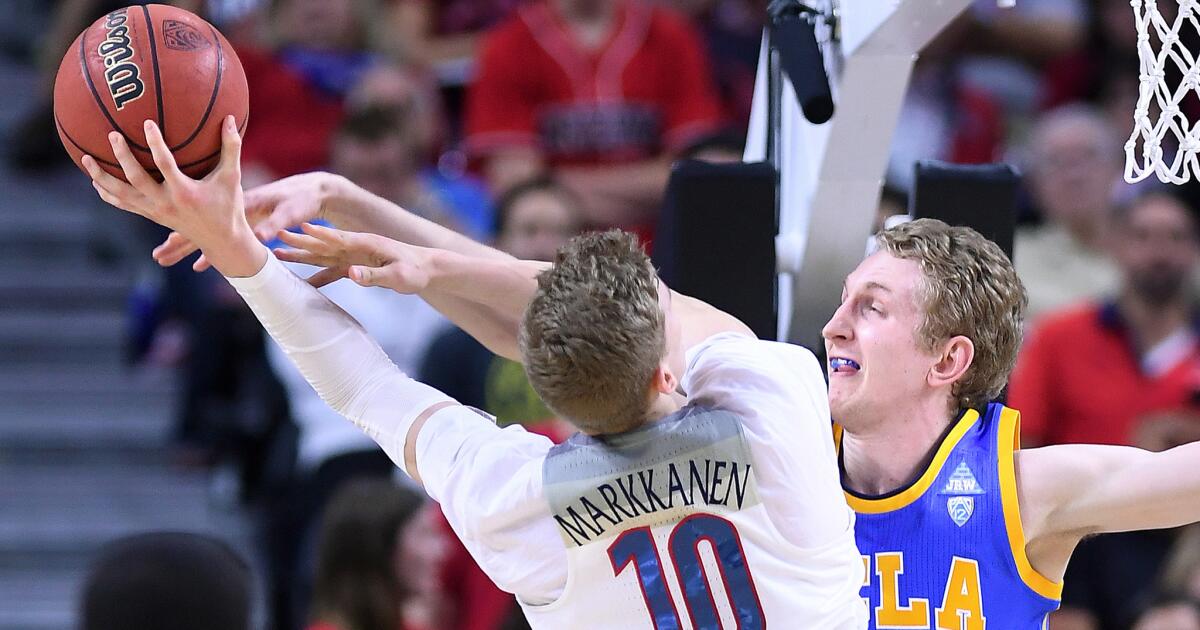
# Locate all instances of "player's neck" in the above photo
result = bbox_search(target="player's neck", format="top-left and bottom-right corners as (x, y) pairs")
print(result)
(646, 391), (685, 424)
(840, 398), (957, 496)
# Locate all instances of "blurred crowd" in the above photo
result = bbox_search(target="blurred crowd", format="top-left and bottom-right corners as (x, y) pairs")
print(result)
(9, 0), (1200, 629)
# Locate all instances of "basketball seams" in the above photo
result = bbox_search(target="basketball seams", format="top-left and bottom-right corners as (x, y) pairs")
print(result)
(78, 25), (152, 154)
(174, 114), (247, 172)
(58, 113), (248, 178)
(141, 5), (166, 134)
(170, 23), (225, 152)
(56, 113), (120, 169)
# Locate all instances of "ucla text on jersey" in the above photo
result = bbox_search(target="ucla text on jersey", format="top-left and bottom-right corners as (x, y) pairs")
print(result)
(839, 403), (1061, 630)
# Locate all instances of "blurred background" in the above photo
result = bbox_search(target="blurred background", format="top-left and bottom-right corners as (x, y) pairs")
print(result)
(3, 0), (1200, 629)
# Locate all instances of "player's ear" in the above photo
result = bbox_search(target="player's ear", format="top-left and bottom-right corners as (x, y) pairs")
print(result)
(650, 363), (678, 396)
(929, 335), (974, 390)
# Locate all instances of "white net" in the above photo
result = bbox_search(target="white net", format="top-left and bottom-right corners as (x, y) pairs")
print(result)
(1128, 0), (1200, 184)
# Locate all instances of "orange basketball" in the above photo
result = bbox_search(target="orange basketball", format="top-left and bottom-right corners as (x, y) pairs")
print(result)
(53, 4), (248, 182)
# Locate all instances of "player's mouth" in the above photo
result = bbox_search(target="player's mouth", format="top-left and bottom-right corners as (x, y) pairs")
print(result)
(829, 357), (861, 375)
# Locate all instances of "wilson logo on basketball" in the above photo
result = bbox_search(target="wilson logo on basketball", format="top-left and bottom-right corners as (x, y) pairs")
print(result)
(163, 20), (209, 52)
(96, 8), (144, 111)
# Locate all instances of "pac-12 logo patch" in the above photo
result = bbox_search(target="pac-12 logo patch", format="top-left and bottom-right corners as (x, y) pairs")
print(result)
(947, 496), (974, 527)
(162, 19), (209, 51)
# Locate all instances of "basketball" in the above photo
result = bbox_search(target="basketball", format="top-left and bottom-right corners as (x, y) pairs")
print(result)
(52, 4), (248, 181)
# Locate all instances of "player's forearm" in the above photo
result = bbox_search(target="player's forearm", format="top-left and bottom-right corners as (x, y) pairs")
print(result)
(200, 229), (271, 279)
(1127, 440), (1200, 530)
(325, 175), (513, 262)
(226, 254), (453, 465)
(421, 291), (524, 361)
(1059, 441), (1200, 535)
(419, 250), (547, 362)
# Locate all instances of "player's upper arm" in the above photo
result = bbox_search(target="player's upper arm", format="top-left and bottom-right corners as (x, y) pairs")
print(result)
(1024, 442), (1200, 539)
(681, 333), (849, 547)
(683, 333), (823, 402)
(681, 333), (832, 456)
(411, 404), (566, 602)
(672, 291), (755, 353)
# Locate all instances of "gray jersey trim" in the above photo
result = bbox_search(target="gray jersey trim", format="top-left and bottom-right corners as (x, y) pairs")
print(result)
(542, 406), (759, 547)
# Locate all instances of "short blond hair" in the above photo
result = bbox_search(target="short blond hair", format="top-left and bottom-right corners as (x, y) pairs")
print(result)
(518, 230), (665, 434)
(876, 219), (1028, 411)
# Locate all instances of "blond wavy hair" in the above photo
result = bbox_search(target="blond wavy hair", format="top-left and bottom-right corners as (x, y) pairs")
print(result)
(519, 230), (665, 434)
(876, 219), (1028, 411)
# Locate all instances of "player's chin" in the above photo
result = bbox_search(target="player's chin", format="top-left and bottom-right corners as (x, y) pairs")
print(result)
(826, 384), (855, 417)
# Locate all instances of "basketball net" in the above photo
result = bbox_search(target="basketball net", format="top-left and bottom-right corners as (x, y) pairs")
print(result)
(1128, 0), (1200, 183)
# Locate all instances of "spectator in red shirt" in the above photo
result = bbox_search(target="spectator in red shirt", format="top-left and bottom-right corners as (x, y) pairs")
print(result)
(465, 0), (724, 232)
(239, 0), (387, 183)
(661, 0), (765, 128)
(1009, 188), (1200, 450)
(390, 0), (524, 69)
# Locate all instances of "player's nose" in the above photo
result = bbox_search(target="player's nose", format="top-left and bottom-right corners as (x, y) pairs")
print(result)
(822, 304), (852, 343)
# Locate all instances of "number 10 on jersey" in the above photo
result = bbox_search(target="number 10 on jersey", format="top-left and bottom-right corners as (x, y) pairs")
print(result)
(607, 513), (765, 629)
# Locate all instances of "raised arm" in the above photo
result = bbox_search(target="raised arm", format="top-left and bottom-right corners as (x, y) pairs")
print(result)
(154, 167), (753, 359)
(84, 119), (569, 603)
(1019, 441), (1200, 579)
(151, 171), (514, 270)
(274, 223), (754, 362)
(267, 223), (542, 360)
(81, 118), (460, 476)
(1030, 442), (1200, 534)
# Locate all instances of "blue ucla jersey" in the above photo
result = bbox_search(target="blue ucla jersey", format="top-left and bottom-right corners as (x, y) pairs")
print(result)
(838, 403), (1061, 630)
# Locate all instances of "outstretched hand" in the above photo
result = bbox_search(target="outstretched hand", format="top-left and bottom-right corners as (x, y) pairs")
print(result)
(273, 222), (436, 293)
(82, 116), (265, 278)
(151, 172), (339, 272)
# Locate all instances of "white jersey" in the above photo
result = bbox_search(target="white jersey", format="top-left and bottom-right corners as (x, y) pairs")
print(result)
(521, 405), (866, 629)
(502, 332), (864, 628)
(226, 258), (865, 629)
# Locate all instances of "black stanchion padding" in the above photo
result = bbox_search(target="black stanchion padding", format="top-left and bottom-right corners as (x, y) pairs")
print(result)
(912, 160), (1020, 262)
(653, 159), (779, 340)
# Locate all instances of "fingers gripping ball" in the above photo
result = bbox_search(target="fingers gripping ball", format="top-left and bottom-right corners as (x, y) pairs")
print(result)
(53, 4), (248, 182)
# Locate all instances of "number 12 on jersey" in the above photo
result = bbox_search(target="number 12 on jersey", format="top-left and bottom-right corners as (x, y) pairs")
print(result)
(607, 513), (765, 629)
